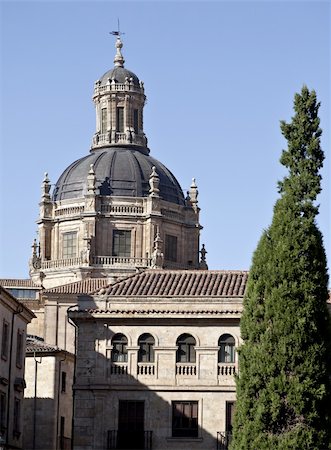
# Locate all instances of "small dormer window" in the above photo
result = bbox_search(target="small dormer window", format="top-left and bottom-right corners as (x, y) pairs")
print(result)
(116, 107), (124, 132)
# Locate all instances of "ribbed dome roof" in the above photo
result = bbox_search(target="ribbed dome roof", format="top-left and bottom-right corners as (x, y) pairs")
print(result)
(99, 67), (140, 86)
(52, 147), (185, 205)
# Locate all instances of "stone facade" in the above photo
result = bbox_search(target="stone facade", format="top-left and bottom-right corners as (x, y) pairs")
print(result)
(23, 337), (74, 450)
(69, 270), (247, 450)
(0, 286), (35, 449)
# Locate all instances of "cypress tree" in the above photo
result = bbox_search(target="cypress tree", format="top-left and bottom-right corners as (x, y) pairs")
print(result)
(231, 86), (331, 450)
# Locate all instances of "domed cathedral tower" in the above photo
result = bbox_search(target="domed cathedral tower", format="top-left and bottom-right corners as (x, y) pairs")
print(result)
(29, 37), (204, 289)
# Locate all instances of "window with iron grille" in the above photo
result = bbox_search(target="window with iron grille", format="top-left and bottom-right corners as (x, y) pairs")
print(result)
(172, 401), (198, 437)
(165, 235), (177, 262)
(138, 334), (155, 363)
(62, 232), (77, 259)
(112, 230), (131, 258)
(176, 334), (196, 363)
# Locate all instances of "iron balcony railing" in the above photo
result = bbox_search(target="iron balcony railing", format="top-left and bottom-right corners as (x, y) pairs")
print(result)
(107, 430), (152, 450)
(217, 431), (232, 450)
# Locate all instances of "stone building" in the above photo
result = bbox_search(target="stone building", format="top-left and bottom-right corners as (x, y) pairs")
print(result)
(29, 35), (202, 291)
(0, 286), (35, 449)
(13, 35), (242, 450)
(69, 270), (247, 450)
(23, 336), (75, 450)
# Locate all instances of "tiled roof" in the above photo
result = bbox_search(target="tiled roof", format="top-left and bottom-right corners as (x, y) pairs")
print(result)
(0, 278), (41, 288)
(26, 335), (60, 353)
(97, 270), (248, 297)
(44, 278), (111, 295)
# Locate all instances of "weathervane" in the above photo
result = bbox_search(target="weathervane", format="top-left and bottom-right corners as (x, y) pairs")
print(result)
(110, 19), (125, 38)
(110, 19), (125, 67)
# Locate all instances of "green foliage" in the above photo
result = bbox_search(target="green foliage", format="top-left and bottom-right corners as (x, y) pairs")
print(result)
(230, 87), (331, 450)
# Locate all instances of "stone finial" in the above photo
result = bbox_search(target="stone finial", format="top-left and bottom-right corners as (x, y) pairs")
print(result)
(87, 164), (96, 194)
(189, 178), (198, 212)
(41, 172), (51, 200)
(151, 227), (164, 269)
(149, 166), (160, 197)
(30, 238), (41, 270)
(199, 244), (208, 270)
(114, 37), (125, 68)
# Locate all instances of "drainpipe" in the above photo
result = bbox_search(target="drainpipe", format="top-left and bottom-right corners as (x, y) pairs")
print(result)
(5, 302), (23, 448)
(33, 352), (42, 450)
(56, 353), (66, 450)
(66, 305), (78, 450)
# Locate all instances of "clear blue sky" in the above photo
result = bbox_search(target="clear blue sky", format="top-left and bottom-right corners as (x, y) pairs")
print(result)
(0, 1), (330, 279)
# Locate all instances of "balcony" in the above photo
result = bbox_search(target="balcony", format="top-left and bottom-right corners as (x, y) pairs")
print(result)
(110, 362), (128, 376)
(39, 255), (152, 271)
(217, 431), (232, 450)
(218, 363), (236, 376)
(107, 430), (152, 450)
(137, 363), (155, 376)
(175, 363), (196, 376)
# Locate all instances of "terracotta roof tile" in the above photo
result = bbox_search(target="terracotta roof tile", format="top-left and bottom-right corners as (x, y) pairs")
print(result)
(26, 336), (60, 353)
(0, 279), (41, 288)
(97, 270), (248, 297)
(44, 278), (110, 295)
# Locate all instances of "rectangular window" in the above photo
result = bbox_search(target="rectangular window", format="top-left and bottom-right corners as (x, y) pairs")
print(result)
(62, 232), (77, 259)
(101, 108), (107, 133)
(133, 109), (139, 133)
(116, 107), (124, 132)
(13, 398), (21, 437)
(16, 330), (23, 368)
(112, 230), (131, 258)
(0, 391), (6, 432)
(226, 401), (236, 433)
(165, 235), (178, 262)
(1, 320), (9, 360)
(172, 401), (198, 438)
(61, 371), (66, 393)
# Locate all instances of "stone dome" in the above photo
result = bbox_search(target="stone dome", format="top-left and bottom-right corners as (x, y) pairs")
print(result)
(99, 67), (140, 86)
(52, 147), (185, 205)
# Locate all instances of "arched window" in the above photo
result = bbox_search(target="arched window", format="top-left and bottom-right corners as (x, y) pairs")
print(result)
(111, 334), (128, 362)
(218, 334), (235, 363)
(138, 333), (155, 363)
(176, 334), (196, 363)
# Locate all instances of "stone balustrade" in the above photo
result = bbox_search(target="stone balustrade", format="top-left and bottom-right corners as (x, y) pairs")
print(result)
(92, 256), (152, 268)
(100, 204), (144, 215)
(40, 256), (152, 270)
(137, 363), (155, 376)
(176, 363), (197, 376)
(55, 206), (84, 217)
(110, 363), (128, 375)
(41, 257), (84, 269)
(94, 83), (143, 96)
(218, 363), (236, 376)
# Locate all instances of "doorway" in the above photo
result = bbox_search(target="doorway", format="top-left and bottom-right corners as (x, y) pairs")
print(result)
(118, 400), (145, 449)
